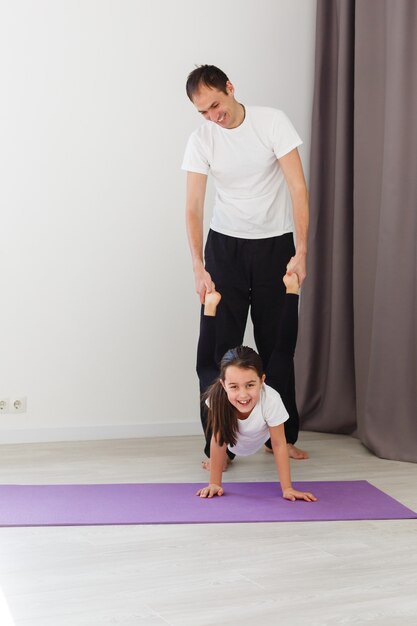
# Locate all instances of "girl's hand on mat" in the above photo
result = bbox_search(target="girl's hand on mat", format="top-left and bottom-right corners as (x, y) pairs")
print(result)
(196, 484), (224, 498)
(283, 487), (317, 502)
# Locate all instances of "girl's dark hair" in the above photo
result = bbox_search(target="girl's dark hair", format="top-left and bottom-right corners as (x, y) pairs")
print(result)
(204, 346), (264, 448)
(186, 65), (230, 101)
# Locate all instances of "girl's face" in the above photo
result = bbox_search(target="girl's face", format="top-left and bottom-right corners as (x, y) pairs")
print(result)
(221, 365), (265, 417)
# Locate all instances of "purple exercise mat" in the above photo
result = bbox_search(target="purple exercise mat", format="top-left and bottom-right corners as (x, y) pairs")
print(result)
(0, 481), (415, 527)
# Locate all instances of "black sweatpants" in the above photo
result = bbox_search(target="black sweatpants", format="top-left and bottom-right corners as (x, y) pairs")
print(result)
(197, 229), (300, 457)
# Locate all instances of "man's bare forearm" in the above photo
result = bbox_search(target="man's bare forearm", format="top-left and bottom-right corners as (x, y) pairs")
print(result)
(186, 208), (205, 270)
(185, 171), (208, 269)
(291, 187), (309, 256)
(278, 149), (309, 260)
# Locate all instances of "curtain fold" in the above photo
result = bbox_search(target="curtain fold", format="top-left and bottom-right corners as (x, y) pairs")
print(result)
(295, 0), (357, 436)
(296, 0), (417, 462)
(354, 0), (417, 461)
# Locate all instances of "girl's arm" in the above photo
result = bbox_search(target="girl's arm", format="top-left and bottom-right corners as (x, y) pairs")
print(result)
(196, 435), (228, 498)
(269, 424), (317, 502)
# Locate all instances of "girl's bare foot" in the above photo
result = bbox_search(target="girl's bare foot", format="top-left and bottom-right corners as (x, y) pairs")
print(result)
(264, 443), (309, 460)
(287, 443), (309, 459)
(204, 290), (222, 316)
(201, 457), (232, 471)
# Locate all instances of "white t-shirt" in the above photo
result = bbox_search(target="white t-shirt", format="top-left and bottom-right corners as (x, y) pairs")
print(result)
(228, 384), (288, 456)
(207, 383), (288, 456)
(182, 106), (302, 239)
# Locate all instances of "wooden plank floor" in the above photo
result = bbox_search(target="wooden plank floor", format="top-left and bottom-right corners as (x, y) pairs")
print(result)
(0, 431), (417, 626)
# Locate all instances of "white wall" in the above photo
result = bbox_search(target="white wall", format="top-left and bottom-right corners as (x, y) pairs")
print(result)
(0, 0), (316, 443)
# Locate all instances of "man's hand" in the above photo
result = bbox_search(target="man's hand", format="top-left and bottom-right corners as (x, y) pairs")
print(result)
(282, 487), (317, 502)
(286, 252), (307, 286)
(194, 265), (215, 304)
(196, 483), (224, 498)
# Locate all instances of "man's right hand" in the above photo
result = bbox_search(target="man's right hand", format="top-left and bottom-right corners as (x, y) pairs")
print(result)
(194, 265), (215, 304)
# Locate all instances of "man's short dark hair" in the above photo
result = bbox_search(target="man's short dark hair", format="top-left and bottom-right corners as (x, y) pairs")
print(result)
(186, 65), (230, 101)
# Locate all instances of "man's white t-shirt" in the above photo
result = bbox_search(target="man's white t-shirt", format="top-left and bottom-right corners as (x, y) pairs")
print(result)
(207, 383), (288, 456)
(182, 106), (302, 239)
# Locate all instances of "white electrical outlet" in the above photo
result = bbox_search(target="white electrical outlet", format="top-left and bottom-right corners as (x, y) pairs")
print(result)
(10, 397), (27, 414)
(0, 398), (10, 413)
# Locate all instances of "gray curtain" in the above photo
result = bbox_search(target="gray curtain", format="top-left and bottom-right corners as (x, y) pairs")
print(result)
(296, 0), (417, 462)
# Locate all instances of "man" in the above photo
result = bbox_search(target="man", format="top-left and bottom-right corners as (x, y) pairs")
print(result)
(182, 65), (309, 462)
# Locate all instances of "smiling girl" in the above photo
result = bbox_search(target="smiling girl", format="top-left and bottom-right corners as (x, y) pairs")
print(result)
(197, 273), (316, 502)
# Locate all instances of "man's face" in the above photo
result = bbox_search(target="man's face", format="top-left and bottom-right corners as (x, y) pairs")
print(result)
(191, 81), (241, 129)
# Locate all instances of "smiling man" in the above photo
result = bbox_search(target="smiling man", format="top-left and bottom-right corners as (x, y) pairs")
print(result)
(182, 64), (309, 463)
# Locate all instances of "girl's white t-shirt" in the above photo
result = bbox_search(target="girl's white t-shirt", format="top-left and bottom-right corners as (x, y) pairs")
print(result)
(228, 384), (288, 456)
(182, 106), (302, 239)
(206, 383), (288, 456)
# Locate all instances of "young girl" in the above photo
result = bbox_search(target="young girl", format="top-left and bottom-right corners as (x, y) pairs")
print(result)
(196, 273), (316, 502)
